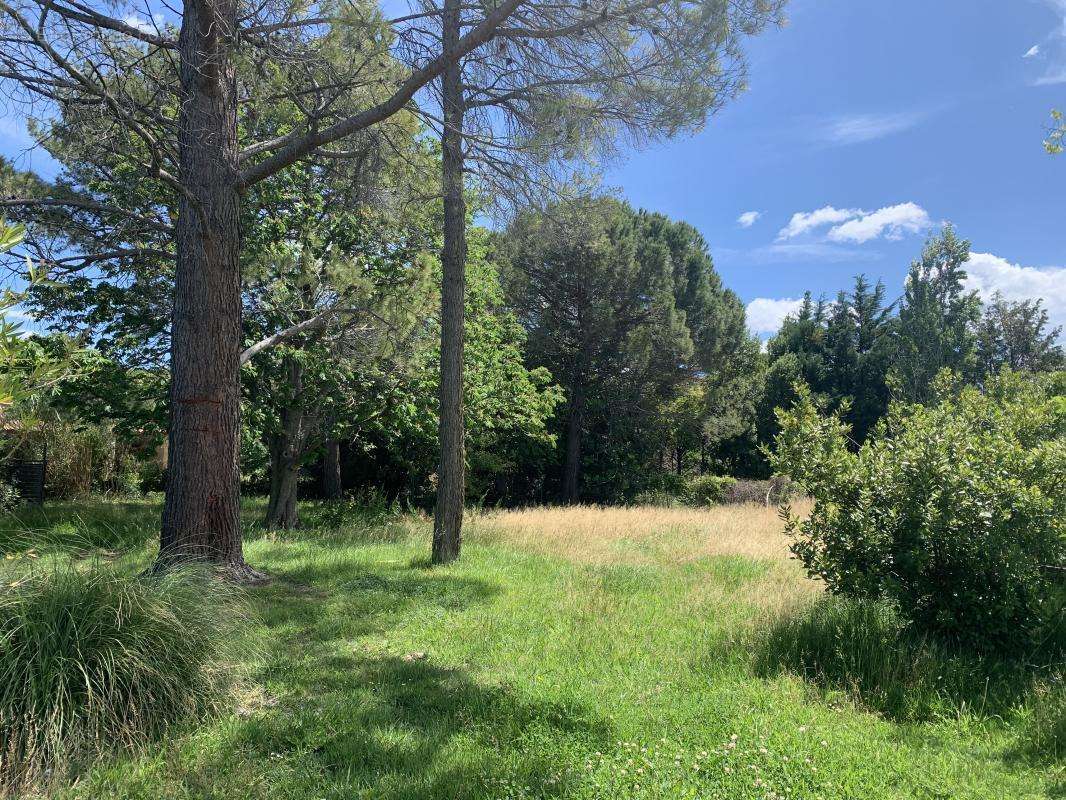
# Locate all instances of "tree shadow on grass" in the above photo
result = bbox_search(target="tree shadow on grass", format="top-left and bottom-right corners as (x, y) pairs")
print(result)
(245, 655), (613, 798)
(245, 556), (501, 649)
(167, 561), (615, 799)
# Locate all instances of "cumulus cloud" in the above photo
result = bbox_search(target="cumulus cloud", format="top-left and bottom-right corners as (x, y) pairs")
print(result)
(965, 252), (1066, 330)
(737, 211), (761, 228)
(746, 297), (804, 335)
(817, 111), (926, 145)
(777, 206), (863, 240)
(826, 202), (932, 244)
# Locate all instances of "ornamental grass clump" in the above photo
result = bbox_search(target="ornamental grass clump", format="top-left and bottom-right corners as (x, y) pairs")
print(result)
(0, 561), (241, 792)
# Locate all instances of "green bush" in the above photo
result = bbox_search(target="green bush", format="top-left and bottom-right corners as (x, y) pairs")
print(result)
(683, 475), (736, 506)
(770, 372), (1066, 654)
(0, 563), (240, 791)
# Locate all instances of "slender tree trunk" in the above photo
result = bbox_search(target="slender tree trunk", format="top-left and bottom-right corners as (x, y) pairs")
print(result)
(321, 437), (343, 500)
(264, 359), (305, 529)
(561, 381), (586, 504)
(432, 0), (466, 565)
(157, 0), (261, 580)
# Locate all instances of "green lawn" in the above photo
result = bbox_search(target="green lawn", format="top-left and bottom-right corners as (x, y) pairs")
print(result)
(2, 498), (1061, 799)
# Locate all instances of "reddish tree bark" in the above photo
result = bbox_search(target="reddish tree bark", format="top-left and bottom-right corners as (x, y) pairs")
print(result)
(431, 0), (467, 565)
(157, 0), (263, 580)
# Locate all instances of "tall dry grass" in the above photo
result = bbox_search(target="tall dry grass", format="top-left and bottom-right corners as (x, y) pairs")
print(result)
(467, 500), (813, 566)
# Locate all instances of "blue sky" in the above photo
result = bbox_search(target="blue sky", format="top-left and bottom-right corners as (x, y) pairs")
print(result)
(1, 0), (1063, 337)
(604, 0), (1066, 336)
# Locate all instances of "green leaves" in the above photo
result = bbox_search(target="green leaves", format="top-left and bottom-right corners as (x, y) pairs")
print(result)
(770, 371), (1066, 654)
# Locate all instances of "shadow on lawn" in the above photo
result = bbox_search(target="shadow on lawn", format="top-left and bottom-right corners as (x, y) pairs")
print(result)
(209, 562), (615, 799)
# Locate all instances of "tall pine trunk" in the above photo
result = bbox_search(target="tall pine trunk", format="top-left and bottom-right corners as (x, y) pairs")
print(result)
(432, 0), (466, 565)
(561, 381), (586, 504)
(321, 437), (343, 500)
(158, 0), (260, 580)
(264, 359), (305, 529)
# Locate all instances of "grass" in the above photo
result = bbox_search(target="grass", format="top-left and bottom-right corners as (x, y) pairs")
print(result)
(0, 559), (240, 794)
(0, 497), (1062, 799)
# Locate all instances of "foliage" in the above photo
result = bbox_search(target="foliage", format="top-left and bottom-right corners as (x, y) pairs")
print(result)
(975, 292), (1064, 374)
(0, 561), (240, 792)
(1046, 108), (1064, 154)
(502, 197), (758, 502)
(891, 226), (981, 402)
(683, 475), (737, 506)
(0, 482), (17, 514)
(770, 373), (1066, 653)
(0, 220), (75, 457)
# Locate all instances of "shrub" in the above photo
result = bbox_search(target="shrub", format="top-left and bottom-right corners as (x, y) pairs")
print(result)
(683, 475), (736, 506)
(0, 562), (240, 791)
(770, 372), (1066, 654)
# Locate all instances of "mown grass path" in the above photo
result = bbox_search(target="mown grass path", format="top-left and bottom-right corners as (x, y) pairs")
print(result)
(3, 499), (1059, 799)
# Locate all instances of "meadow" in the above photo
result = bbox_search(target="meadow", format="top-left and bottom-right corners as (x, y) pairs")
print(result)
(1, 497), (1061, 799)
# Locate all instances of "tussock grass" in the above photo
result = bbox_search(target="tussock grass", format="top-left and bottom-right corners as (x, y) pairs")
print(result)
(0, 561), (243, 793)
(467, 500), (813, 565)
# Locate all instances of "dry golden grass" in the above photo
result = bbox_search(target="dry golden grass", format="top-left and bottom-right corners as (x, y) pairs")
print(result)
(467, 500), (813, 567)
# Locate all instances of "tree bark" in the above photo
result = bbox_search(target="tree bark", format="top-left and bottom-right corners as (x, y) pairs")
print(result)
(561, 381), (586, 504)
(264, 358), (305, 529)
(157, 0), (261, 580)
(432, 0), (466, 565)
(321, 437), (343, 500)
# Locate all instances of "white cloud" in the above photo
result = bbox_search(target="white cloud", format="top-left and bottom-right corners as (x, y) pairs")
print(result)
(122, 14), (155, 33)
(1035, 66), (1066, 85)
(777, 205), (864, 240)
(965, 252), (1066, 330)
(737, 211), (761, 228)
(826, 202), (932, 244)
(5, 307), (37, 323)
(748, 242), (880, 264)
(816, 111), (925, 145)
(746, 297), (804, 335)
(1028, 1), (1066, 84)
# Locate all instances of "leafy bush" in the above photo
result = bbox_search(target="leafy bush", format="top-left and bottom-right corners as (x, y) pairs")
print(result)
(754, 595), (1050, 722)
(770, 372), (1066, 654)
(683, 475), (736, 506)
(0, 563), (241, 791)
